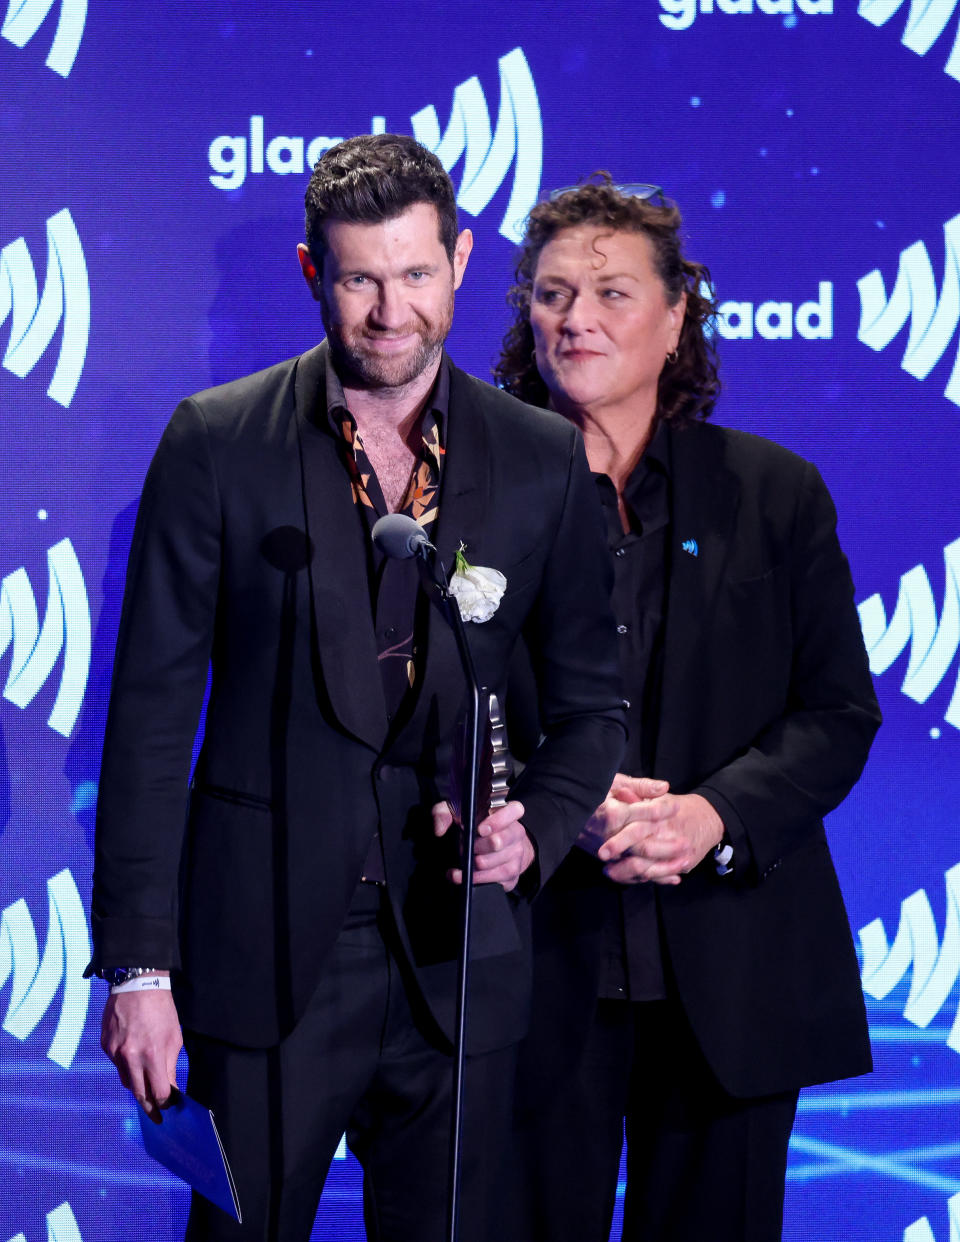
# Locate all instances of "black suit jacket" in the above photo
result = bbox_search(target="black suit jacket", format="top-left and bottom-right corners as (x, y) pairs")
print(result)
(523, 420), (880, 1098)
(89, 343), (626, 1054)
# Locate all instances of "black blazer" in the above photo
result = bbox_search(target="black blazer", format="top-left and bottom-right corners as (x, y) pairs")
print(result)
(522, 420), (881, 1098)
(89, 343), (626, 1053)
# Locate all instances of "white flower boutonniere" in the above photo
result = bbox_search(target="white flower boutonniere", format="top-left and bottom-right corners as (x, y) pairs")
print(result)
(449, 544), (507, 623)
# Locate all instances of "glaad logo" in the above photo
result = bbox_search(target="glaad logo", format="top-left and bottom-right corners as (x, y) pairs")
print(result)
(858, 0), (960, 84)
(207, 49), (541, 244)
(903, 1194), (960, 1242)
(5, 1203), (82, 1242)
(715, 282), (833, 340)
(860, 862), (960, 1054)
(0, 538), (91, 737)
(5, 1204), (82, 1242)
(410, 47), (542, 243)
(0, 870), (91, 1069)
(858, 213), (960, 409)
(858, 537), (960, 730)
(208, 116), (344, 191)
(659, 0), (832, 31)
(1, 0), (86, 78)
(1, 209), (90, 408)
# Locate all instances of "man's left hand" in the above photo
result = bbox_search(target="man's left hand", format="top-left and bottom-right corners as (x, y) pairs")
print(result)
(597, 793), (724, 885)
(432, 800), (535, 892)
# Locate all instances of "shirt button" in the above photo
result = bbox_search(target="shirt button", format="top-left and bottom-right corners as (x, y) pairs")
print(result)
(384, 627), (397, 640)
(622, 698), (631, 709)
(616, 624), (628, 635)
(615, 547), (627, 558)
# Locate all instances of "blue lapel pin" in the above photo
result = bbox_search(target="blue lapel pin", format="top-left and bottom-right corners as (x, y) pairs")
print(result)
(681, 538), (699, 557)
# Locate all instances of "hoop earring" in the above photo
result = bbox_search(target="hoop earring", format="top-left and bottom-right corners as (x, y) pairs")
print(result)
(666, 348), (679, 365)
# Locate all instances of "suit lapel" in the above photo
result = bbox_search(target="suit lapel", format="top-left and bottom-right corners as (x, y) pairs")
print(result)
(432, 364), (489, 580)
(295, 342), (388, 753)
(655, 422), (740, 780)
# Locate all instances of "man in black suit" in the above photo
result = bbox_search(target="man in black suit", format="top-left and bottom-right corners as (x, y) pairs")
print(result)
(494, 178), (881, 1241)
(87, 136), (625, 1241)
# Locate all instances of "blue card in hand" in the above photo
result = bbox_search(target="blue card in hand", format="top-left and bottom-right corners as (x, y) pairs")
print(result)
(137, 1087), (241, 1223)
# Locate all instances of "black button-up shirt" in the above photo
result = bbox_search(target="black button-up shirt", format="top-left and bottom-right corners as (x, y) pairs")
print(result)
(324, 351), (448, 723)
(324, 352), (449, 881)
(596, 420), (671, 1001)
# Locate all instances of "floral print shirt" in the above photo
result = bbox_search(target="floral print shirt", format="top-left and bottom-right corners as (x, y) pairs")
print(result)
(324, 350), (448, 720)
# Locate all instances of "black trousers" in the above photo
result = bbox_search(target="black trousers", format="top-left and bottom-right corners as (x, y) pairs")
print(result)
(183, 883), (514, 1242)
(510, 997), (798, 1242)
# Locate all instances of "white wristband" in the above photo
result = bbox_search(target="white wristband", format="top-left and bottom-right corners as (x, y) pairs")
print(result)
(110, 975), (172, 995)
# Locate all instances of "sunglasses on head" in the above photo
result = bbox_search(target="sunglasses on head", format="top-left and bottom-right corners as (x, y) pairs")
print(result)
(548, 182), (665, 204)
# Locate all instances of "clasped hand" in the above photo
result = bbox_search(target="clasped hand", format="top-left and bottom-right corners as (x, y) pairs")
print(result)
(432, 799), (535, 892)
(579, 774), (724, 886)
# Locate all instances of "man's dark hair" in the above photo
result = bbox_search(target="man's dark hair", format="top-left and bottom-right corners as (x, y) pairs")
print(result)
(304, 134), (459, 272)
(494, 174), (720, 425)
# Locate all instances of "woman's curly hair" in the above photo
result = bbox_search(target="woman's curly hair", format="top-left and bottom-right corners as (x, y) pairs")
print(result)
(493, 175), (720, 423)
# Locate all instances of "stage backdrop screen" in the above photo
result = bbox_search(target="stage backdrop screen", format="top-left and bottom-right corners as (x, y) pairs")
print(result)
(1, 2), (958, 1239)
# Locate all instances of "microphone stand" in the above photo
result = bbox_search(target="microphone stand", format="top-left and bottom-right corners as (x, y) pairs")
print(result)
(413, 543), (482, 1242)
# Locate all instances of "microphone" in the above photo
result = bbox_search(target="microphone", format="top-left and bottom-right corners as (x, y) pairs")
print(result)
(372, 513), (435, 560)
(373, 510), (481, 1242)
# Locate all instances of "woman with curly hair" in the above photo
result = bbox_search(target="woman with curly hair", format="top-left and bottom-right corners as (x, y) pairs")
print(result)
(498, 178), (879, 1242)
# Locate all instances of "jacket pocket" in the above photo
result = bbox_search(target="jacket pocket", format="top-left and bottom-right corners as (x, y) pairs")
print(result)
(725, 563), (785, 591)
(191, 782), (273, 812)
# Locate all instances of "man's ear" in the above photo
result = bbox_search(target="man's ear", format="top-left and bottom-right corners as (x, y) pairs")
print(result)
(297, 243), (321, 300)
(452, 229), (473, 291)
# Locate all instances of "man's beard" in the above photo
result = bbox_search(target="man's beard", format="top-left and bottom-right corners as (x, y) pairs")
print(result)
(323, 298), (454, 391)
